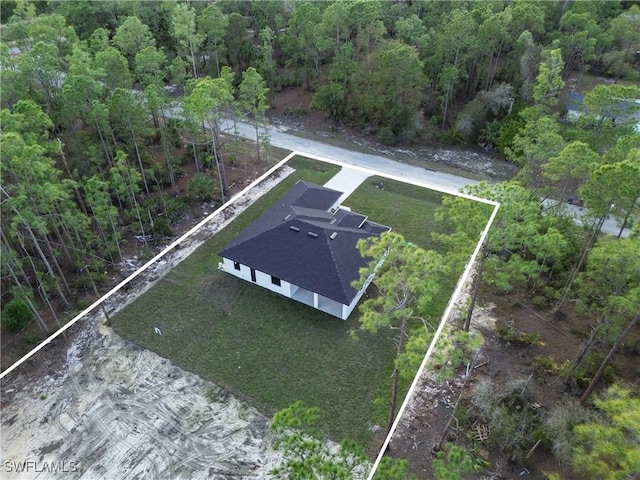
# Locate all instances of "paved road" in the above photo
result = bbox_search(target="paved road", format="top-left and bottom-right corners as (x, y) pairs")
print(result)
(219, 119), (477, 193)
(220, 119), (631, 238)
(170, 106), (630, 237)
(541, 199), (629, 238)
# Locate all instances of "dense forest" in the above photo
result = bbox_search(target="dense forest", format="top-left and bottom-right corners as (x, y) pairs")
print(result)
(1, 1), (639, 479)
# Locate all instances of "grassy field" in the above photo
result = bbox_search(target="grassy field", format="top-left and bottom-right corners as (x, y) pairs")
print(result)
(112, 157), (485, 447)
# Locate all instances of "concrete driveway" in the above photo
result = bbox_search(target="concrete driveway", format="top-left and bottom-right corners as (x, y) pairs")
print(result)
(323, 167), (372, 205)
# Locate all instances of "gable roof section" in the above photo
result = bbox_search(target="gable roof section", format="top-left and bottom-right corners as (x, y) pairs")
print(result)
(219, 181), (390, 305)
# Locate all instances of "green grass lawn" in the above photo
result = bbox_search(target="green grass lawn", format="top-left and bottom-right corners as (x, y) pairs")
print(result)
(344, 176), (452, 250)
(112, 157), (486, 448)
(346, 176), (484, 423)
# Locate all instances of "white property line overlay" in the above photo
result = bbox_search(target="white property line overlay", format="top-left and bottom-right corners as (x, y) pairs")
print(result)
(302, 150), (502, 478)
(0, 151), (298, 380)
(366, 198), (500, 480)
(1, 150), (499, 478)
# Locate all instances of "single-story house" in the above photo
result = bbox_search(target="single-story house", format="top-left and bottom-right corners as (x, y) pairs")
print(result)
(218, 180), (391, 320)
(566, 90), (640, 132)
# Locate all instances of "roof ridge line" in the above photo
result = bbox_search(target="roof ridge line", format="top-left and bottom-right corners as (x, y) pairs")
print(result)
(322, 228), (353, 302)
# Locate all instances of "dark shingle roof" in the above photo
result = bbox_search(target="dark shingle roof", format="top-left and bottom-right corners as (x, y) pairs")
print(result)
(219, 181), (390, 304)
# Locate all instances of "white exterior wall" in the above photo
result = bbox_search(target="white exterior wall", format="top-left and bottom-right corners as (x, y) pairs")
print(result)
(220, 257), (382, 321)
(220, 257), (292, 297)
(342, 244), (390, 320)
(342, 270), (377, 320)
(343, 287), (364, 320)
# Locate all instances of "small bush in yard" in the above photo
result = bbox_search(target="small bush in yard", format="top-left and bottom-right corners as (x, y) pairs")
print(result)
(2, 298), (33, 331)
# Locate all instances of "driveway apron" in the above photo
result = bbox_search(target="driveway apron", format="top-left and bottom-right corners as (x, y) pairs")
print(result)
(323, 167), (372, 205)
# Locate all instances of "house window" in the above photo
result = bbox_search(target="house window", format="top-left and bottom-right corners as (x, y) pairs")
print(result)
(233, 262), (240, 271)
(250, 268), (256, 282)
(271, 276), (281, 286)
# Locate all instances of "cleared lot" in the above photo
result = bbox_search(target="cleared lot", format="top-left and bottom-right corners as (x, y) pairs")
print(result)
(111, 157), (478, 447)
(1, 317), (281, 480)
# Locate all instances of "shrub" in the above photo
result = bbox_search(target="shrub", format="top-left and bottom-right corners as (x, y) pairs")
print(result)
(152, 216), (174, 237)
(496, 116), (525, 157)
(20, 331), (42, 347)
(432, 443), (478, 480)
(496, 325), (540, 346)
(373, 457), (416, 480)
(569, 352), (617, 389)
(478, 120), (501, 148)
(377, 126), (398, 146)
(467, 377), (544, 462)
(187, 173), (216, 200)
(531, 295), (549, 309)
(543, 398), (599, 466)
(431, 328), (483, 380)
(2, 298), (33, 331)
(437, 127), (466, 145)
(533, 355), (570, 376)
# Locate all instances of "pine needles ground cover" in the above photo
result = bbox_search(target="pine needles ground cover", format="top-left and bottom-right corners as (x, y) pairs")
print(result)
(112, 158), (485, 447)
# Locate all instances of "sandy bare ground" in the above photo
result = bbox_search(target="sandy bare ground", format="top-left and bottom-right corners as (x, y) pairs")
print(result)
(1, 169), (295, 480)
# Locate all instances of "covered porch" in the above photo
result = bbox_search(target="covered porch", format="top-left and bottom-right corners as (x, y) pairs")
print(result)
(290, 285), (346, 319)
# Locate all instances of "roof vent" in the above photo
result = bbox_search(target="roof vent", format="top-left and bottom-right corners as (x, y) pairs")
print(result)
(307, 232), (318, 238)
(330, 232), (338, 240)
(289, 226), (300, 232)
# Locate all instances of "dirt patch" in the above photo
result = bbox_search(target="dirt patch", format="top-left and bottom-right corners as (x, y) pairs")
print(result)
(1, 319), (281, 479)
(268, 85), (332, 135)
(0, 169), (296, 479)
(387, 298), (575, 479)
